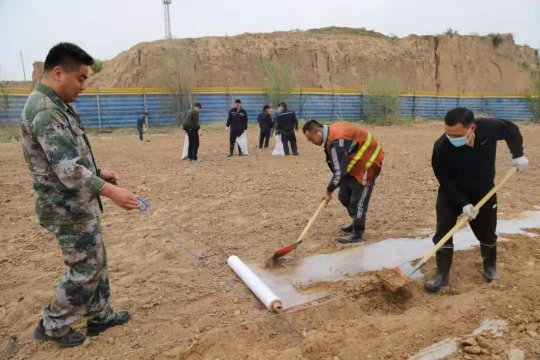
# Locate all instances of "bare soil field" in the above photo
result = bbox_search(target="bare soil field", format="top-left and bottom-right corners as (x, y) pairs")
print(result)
(1, 122), (539, 359)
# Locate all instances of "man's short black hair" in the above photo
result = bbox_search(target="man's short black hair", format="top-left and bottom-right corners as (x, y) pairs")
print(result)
(143, 111), (148, 115)
(44, 42), (94, 72)
(279, 102), (287, 109)
(263, 105), (270, 111)
(302, 119), (323, 133)
(445, 107), (475, 127)
(194, 102), (202, 109)
(235, 99), (241, 104)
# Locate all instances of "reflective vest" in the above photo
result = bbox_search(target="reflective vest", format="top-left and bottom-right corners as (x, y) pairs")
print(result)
(325, 122), (384, 186)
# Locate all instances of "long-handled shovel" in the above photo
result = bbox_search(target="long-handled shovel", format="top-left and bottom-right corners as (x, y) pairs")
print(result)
(266, 199), (327, 268)
(392, 167), (517, 280)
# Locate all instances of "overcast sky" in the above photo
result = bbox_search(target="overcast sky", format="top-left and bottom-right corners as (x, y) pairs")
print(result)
(1, 0), (539, 81)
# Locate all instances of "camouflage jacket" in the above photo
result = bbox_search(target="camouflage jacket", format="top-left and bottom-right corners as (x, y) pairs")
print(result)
(21, 83), (106, 225)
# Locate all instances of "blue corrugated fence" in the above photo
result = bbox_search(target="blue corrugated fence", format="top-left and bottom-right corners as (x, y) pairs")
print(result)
(1, 91), (534, 127)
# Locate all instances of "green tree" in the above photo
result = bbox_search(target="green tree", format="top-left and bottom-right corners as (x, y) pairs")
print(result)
(444, 28), (459, 36)
(262, 60), (293, 107)
(363, 74), (403, 125)
(91, 59), (103, 73)
(524, 80), (540, 123)
(159, 44), (196, 126)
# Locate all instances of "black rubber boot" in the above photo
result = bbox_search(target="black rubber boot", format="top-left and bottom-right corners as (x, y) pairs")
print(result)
(424, 246), (453, 293)
(33, 320), (86, 347)
(87, 311), (131, 337)
(337, 232), (363, 244)
(340, 222), (354, 233)
(228, 145), (234, 157)
(481, 244), (498, 283)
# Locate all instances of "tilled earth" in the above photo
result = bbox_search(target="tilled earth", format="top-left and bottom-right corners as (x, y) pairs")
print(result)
(0, 122), (539, 359)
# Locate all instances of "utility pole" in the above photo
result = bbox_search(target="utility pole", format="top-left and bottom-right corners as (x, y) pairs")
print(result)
(163, 0), (172, 40)
(20, 51), (27, 81)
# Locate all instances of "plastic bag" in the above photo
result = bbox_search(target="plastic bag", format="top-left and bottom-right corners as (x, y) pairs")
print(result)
(235, 130), (249, 155)
(272, 134), (285, 156)
(181, 133), (189, 159)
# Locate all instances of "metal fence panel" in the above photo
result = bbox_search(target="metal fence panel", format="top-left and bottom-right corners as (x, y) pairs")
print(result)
(1, 90), (534, 127)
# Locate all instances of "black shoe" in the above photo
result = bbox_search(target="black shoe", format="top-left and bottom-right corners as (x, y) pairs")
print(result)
(293, 152), (299, 156)
(481, 244), (498, 283)
(340, 223), (354, 233)
(33, 320), (86, 347)
(424, 246), (454, 293)
(337, 233), (363, 244)
(87, 311), (131, 337)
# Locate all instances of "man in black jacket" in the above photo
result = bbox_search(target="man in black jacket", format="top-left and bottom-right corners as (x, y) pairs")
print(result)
(182, 103), (202, 161)
(275, 102), (299, 155)
(136, 111), (148, 141)
(226, 99), (248, 156)
(426, 107), (528, 293)
(257, 105), (273, 148)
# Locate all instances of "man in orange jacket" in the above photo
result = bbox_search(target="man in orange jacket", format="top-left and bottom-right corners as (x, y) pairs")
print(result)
(303, 120), (384, 243)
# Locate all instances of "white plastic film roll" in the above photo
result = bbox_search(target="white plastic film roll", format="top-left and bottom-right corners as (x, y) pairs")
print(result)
(227, 255), (283, 312)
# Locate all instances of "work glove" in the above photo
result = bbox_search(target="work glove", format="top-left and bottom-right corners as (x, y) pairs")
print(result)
(462, 204), (479, 220)
(225, 127), (229, 132)
(512, 156), (529, 172)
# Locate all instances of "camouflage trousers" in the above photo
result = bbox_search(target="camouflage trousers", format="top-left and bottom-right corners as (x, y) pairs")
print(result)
(42, 217), (115, 337)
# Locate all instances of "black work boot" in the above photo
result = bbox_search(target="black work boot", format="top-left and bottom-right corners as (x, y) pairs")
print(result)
(340, 222), (354, 233)
(424, 246), (454, 293)
(337, 232), (363, 244)
(87, 311), (131, 337)
(33, 320), (86, 347)
(480, 244), (498, 282)
(228, 145), (234, 157)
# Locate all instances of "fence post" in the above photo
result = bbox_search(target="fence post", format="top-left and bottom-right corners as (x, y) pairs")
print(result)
(143, 89), (148, 113)
(435, 91), (439, 118)
(331, 88), (335, 120)
(96, 89), (102, 131)
(481, 94), (485, 113)
(412, 91), (416, 118)
(299, 89), (303, 119)
(360, 93), (364, 121)
(227, 86), (231, 113)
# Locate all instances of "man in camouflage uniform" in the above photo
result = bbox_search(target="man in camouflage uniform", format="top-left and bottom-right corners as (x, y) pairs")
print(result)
(21, 43), (140, 347)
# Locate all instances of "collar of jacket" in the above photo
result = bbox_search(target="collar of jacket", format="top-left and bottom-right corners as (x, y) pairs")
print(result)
(322, 125), (329, 147)
(36, 82), (69, 111)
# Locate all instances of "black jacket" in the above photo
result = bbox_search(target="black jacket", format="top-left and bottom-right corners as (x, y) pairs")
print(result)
(226, 108), (248, 131)
(276, 110), (298, 131)
(183, 109), (200, 130)
(257, 111), (273, 130)
(324, 138), (358, 192)
(432, 118), (524, 207)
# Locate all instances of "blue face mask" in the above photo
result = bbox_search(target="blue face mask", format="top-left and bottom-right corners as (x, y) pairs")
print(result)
(446, 128), (471, 147)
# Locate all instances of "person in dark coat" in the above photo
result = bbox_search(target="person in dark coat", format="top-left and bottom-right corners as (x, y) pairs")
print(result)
(226, 99), (248, 156)
(426, 107), (528, 293)
(257, 105), (273, 148)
